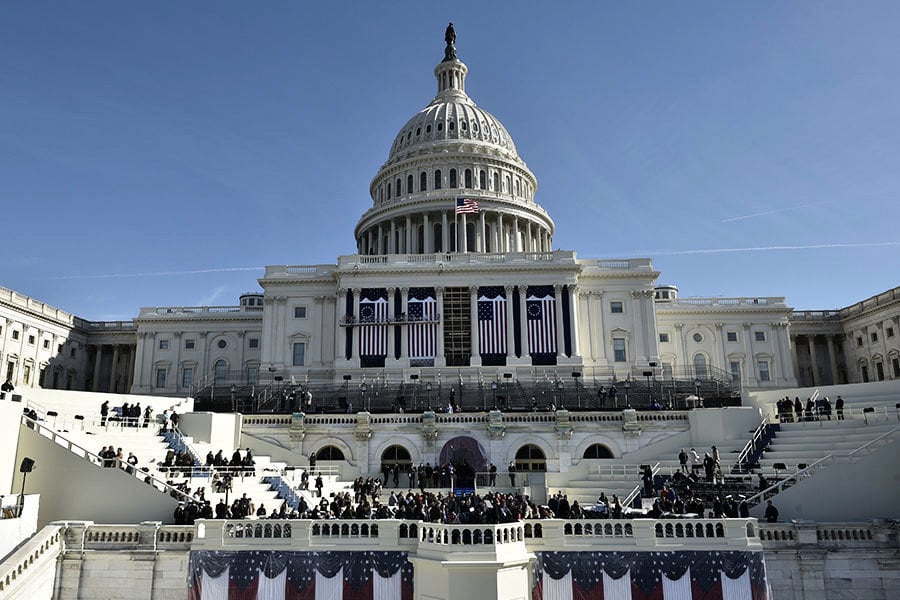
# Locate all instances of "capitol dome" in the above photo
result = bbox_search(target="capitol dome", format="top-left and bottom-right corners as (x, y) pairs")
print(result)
(355, 29), (554, 256)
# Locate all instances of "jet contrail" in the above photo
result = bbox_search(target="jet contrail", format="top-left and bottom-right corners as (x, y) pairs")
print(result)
(49, 266), (265, 280)
(650, 242), (900, 256)
(720, 201), (830, 223)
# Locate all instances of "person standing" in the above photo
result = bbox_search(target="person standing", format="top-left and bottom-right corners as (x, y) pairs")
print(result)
(836, 395), (845, 420)
(678, 449), (688, 473)
(100, 400), (109, 427)
(315, 474), (324, 498)
(508, 461), (517, 487)
(764, 500), (779, 523)
(489, 463), (497, 486)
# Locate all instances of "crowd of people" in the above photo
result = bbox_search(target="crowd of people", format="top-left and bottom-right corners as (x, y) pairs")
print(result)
(776, 395), (844, 422)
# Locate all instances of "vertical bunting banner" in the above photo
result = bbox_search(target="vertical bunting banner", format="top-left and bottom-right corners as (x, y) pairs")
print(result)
(527, 285), (557, 355)
(478, 286), (507, 356)
(532, 551), (767, 600)
(407, 287), (436, 363)
(359, 289), (389, 358)
(189, 550), (413, 600)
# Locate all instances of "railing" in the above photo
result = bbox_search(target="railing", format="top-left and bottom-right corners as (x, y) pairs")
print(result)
(0, 526), (62, 595)
(746, 453), (834, 507)
(847, 426), (899, 461)
(418, 522), (525, 547)
(338, 313), (441, 327)
(596, 463), (658, 478)
(22, 414), (194, 503)
(735, 417), (771, 471)
(138, 305), (249, 316)
(622, 484), (643, 508)
(667, 296), (785, 307)
(336, 251), (577, 268)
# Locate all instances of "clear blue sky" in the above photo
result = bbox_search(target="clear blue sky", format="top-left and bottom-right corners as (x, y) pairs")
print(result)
(2, 1), (897, 320)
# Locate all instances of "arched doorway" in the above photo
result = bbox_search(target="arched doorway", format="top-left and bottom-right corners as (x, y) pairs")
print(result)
(315, 446), (345, 461)
(583, 444), (614, 459)
(439, 436), (487, 487)
(515, 444), (547, 472)
(381, 445), (411, 470)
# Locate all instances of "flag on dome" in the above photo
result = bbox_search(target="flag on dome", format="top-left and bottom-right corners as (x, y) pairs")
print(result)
(456, 198), (479, 214)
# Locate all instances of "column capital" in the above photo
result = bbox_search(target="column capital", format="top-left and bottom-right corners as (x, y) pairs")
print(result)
(264, 296), (276, 305)
(434, 286), (445, 295)
(387, 287), (396, 295)
(469, 285), (478, 294)
(504, 285), (515, 294)
(314, 296), (325, 304)
(553, 284), (563, 293)
(275, 296), (288, 304)
(714, 322), (725, 329)
(674, 323), (684, 330)
(742, 323), (752, 330)
(400, 287), (409, 295)
(173, 331), (182, 338)
(352, 288), (362, 295)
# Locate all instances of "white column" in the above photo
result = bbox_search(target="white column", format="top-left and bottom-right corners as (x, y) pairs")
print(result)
(314, 297), (325, 365)
(405, 215), (412, 254)
(526, 221), (533, 253)
(505, 285), (516, 362)
(400, 288), (410, 361)
(826, 334), (839, 384)
(470, 286), (481, 365)
(108, 344), (120, 393)
(133, 334), (145, 389)
(335, 290), (346, 362)
(377, 225), (384, 254)
(554, 285), (565, 358)
(460, 213), (468, 253)
(423, 213), (431, 253)
(807, 335), (820, 386)
(790, 335), (801, 383)
(512, 218), (520, 252)
(92, 345), (103, 392)
(569, 285), (581, 358)
(497, 214), (504, 252)
(479, 210), (486, 253)
(518, 286), (529, 359)
(389, 220), (396, 253)
(352, 288), (362, 363)
(435, 287), (446, 367)
(441, 212), (449, 252)
(126, 345), (136, 391)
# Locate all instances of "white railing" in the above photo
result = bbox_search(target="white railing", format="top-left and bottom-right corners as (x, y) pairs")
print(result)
(847, 426), (899, 461)
(735, 417), (771, 470)
(747, 453), (834, 507)
(0, 525), (62, 596)
(596, 463), (658, 478)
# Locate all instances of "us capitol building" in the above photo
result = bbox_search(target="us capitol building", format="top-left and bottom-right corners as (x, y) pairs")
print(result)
(2, 30), (897, 403)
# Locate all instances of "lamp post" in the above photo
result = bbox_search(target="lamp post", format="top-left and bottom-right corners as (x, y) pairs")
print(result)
(556, 380), (563, 410)
(694, 378), (701, 409)
(624, 380), (631, 407)
(425, 382), (432, 411)
(643, 370), (653, 407)
(360, 382), (368, 412)
(572, 372), (582, 409)
(230, 384), (237, 412)
(491, 382), (498, 410)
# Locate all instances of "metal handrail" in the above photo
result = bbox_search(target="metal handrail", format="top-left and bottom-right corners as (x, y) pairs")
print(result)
(847, 426), (899, 460)
(735, 417), (771, 470)
(746, 453), (834, 507)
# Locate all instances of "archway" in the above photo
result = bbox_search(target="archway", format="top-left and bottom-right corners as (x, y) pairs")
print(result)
(583, 444), (614, 459)
(381, 445), (412, 470)
(315, 446), (345, 461)
(515, 444), (546, 472)
(439, 436), (487, 487)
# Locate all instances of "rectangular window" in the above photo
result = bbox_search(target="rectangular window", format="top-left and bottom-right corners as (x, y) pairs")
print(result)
(246, 367), (259, 385)
(43, 339), (51, 349)
(871, 332), (878, 343)
(182, 367), (193, 388)
(887, 327), (895, 338)
(610, 301), (623, 314)
(861, 365), (869, 382)
(248, 338), (260, 349)
(70, 348), (76, 358)
(730, 361), (742, 380)
(5, 362), (14, 382)
(292, 342), (306, 366)
(727, 331), (738, 342)
(159, 339), (170, 350)
(857, 337), (863, 347)
(12, 330), (20, 340)
(23, 364), (31, 384)
(294, 306), (307, 319)
(658, 333), (670, 343)
(156, 368), (167, 388)
(892, 357), (900, 378)
(757, 361), (770, 382)
(754, 331), (766, 342)
(876, 362), (885, 381)
(28, 335), (35, 345)
(613, 338), (626, 362)
(661, 363), (673, 379)
(58, 344), (64, 353)
(185, 339), (195, 350)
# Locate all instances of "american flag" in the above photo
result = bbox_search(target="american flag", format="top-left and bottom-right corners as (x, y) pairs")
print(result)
(359, 298), (388, 357)
(527, 292), (557, 355)
(455, 198), (479, 214)
(478, 288), (507, 355)
(407, 297), (436, 359)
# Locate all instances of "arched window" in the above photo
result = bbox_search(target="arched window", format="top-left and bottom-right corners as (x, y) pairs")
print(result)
(504, 175), (511, 193)
(434, 170), (442, 190)
(433, 223), (443, 252)
(396, 178), (402, 196)
(583, 444), (614, 459)
(693, 354), (708, 379)
(214, 360), (227, 385)
(515, 444), (546, 472)
(316, 446), (345, 461)
(479, 170), (486, 189)
(449, 169), (457, 188)
(420, 171), (427, 192)
(514, 179), (520, 196)
(407, 174), (413, 195)
(381, 445), (412, 469)
(492, 172), (499, 191)
(386, 183), (391, 199)
(464, 169), (472, 188)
